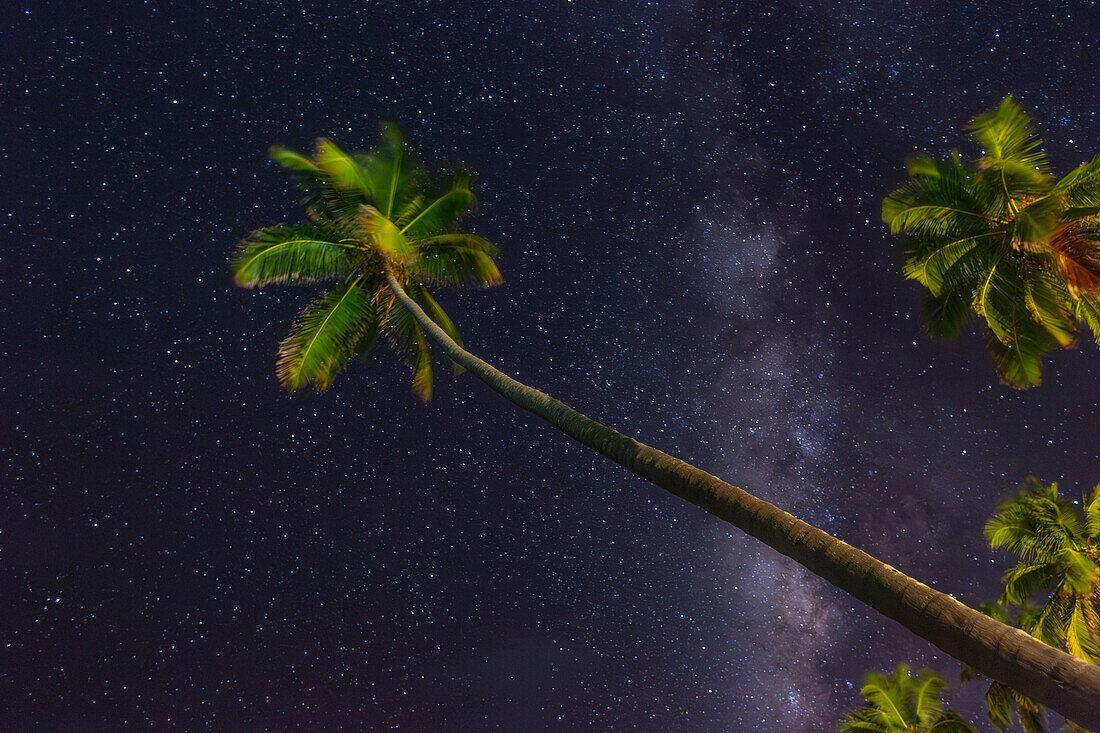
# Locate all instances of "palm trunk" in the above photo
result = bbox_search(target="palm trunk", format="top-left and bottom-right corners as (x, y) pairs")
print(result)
(385, 269), (1100, 728)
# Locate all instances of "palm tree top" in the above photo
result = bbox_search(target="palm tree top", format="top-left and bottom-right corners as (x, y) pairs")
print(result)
(232, 124), (502, 398)
(882, 96), (1100, 388)
(984, 477), (1100, 662)
(837, 664), (976, 732)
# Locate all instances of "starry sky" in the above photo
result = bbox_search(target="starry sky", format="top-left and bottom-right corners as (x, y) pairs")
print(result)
(4, 1), (1100, 730)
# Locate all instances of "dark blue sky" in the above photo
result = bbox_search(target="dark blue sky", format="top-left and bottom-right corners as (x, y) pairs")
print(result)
(4, 1), (1100, 729)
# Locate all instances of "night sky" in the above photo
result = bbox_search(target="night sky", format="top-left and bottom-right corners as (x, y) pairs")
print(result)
(4, 1), (1100, 730)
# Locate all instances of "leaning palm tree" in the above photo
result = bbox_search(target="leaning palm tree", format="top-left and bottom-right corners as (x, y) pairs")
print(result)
(883, 96), (1100, 387)
(837, 664), (976, 732)
(232, 125), (1100, 728)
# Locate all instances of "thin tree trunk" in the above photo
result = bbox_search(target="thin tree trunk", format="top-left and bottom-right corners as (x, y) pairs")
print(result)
(385, 268), (1100, 728)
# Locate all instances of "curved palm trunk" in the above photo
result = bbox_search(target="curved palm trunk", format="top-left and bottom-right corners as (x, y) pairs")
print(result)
(385, 269), (1100, 728)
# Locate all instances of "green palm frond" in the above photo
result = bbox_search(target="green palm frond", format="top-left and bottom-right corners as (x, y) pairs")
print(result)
(270, 145), (320, 175)
(355, 204), (416, 259)
(986, 480), (1073, 551)
(407, 283), (464, 374)
(964, 603), (1050, 733)
(1023, 270), (1077, 347)
(1064, 596), (1098, 661)
(358, 123), (419, 219)
(912, 672), (947, 727)
(926, 713), (979, 732)
(233, 224), (356, 288)
(1036, 591), (1076, 651)
(382, 300), (433, 401)
(1083, 484), (1100, 539)
(413, 234), (503, 287)
(1074, 297), (1100, 343)
(276, 277), (379, 391)
(983, 680), (1016, 733)
(1052, 155), (1100, 208)
(1000, 562), (1062, 606)
(401, 164), (478, 239)
(314, 138), (376, 198)
(967, 97), (1051, 173)
(1012, 196), (1061, 248)
(905, 233), (999, 294)
(884, 201), (990, 240)
(983, 310), (1053, 387)
(836, 713), (885, 732)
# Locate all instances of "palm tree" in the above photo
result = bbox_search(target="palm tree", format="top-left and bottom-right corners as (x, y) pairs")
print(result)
(986, 478), (1100, 663)
(231, 125), (1100, 728)
(882, 96), (1100, 388)
(233, 125), (501, 398)
(837, 664), (976, 732)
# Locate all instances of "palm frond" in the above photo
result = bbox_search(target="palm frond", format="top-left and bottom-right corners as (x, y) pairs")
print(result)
(407, 283), (464, 374)
(986, 482), (1084, 560)
(1064, 595), (1099, 661)
(860, 667), (914, 728)
(270, 145), (320, 175)
(1073, 296), (1100, 344)
(1035, 592), (1075, 651)
(233, 224), (355, 288)
(401, 164), (478, 239)
(836, 711), (884, 732)
(1016, 700), (1045, 733)
(360, 123), (420, 219)
(999, 562), (1062, 605)
(918, 237), (1001, 339)
(967, 97), (1050, 172)
(276, 277), (378, 391)
(884, 202), (990, 239)
(382, 300), (434, 401)
(984, 316), (1052, 387)
(983, 681), (1015, 732)
(1012, 196), (1060, 248)
(412, 234), (503, 287)
(314, 138), (375, 197)
(912, 671), (947, 726)
(926, 713), (978, 732)
(1052, 154), (1100, 208)
(355, 204), (415, 259)
(904, 233), (999, 294)
(1083, 484), (1100, 539)
(1023, 268), (1077, 347)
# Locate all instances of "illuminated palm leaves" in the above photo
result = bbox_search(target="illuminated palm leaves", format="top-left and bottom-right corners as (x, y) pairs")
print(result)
(985, 478), (1100, 664)
(232, 126), (502, 397)
(837, 664), (977, 732)
(965, 480), (1100, 732)
(883, 97), (1100, 387)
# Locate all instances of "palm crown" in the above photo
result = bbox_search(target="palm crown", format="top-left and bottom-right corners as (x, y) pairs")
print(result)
(883, 96), (1100, 387)
(985, 478), (1100, 663)
(232, 125), (501, 398)
(837, 664), (976, 732)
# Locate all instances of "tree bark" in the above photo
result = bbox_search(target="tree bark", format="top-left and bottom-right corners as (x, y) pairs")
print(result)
(385, 269), (1100, 728)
